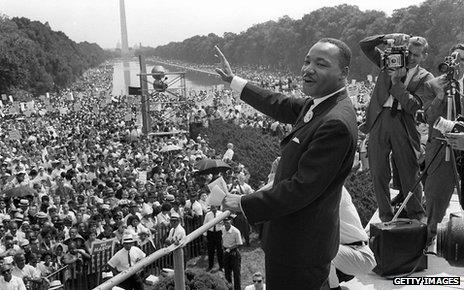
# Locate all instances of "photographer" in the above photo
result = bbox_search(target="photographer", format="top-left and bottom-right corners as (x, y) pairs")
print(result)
(421, 43), (464, 245)
(359, 34), (433, 222)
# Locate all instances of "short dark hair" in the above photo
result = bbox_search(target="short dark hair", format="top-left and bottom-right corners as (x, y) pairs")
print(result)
(450, 43), (464, 54)
(318, 38), (352, 69)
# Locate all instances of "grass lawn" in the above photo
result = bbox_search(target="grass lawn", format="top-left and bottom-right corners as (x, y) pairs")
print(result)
(186, 232), (265, 288)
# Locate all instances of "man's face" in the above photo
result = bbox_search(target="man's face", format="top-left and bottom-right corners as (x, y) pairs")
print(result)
(15, 255), (26, 268)
(301, 42), (346, 98)
(1, 268), (12, 281)
(406, 44), (427, 69)
(123, 242), (132, 251)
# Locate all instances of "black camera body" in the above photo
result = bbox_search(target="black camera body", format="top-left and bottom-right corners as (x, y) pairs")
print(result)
(438, 51), (460, 78)
(380, 39), (409, 70)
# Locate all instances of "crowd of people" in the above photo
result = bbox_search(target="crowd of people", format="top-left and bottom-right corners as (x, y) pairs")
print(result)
(0, 41), (412, 290)
(0, 62), (262, 289)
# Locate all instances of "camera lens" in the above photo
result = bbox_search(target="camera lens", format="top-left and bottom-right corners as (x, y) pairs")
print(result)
(436, 212), (464, 267)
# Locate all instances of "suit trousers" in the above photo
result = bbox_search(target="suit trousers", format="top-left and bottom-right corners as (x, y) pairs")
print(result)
(369, 109), (425, 222)
(206, 231), (223, 269)
(224, 249), (241, 290)
(424, 140), (455, 238)
(265, 256), (330, 290)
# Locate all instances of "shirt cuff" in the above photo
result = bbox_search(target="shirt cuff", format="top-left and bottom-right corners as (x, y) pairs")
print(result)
(238, 195), (249, 221)
(230, 76), (248, 94)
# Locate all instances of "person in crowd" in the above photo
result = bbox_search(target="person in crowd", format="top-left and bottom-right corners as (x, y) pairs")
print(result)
(221, 216), (242, 290)
(328, 187), (376, 289)
(203, 205), (223, 271)
(107, 234), (146, 290)
(217, 37), (357, 288)
(165, 213), (186, 246)
(0, 264), (26, 290)
(359, 33), (433, 222)
(244, 272), (266, 290)
(222, 143), (234, 161)
(421, 43), (464, 244)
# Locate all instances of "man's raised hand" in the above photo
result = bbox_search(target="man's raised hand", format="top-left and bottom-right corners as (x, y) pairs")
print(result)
(214, 45), (234, 84)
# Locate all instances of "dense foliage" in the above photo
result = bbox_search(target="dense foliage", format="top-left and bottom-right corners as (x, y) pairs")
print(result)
(0, 16), (109, 96)
(151, 269), (229, 290)
(138, 0), (464, 80)
(199, 119), (377, 224)
(199, 119), (280, 189)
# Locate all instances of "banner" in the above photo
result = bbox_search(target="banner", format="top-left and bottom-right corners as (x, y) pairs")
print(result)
(91, 239), (114, 254)
(90, 239), (115, 272)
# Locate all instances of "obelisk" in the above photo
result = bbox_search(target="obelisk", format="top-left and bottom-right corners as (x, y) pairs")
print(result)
(119, 0), (130, 95)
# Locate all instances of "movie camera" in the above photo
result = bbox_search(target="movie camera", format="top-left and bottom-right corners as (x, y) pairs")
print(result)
(438, 51), (461, 79)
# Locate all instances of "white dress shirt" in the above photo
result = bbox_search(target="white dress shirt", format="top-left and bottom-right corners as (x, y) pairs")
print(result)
(107, 246), (146, 272)
(0, 275), (26, 290)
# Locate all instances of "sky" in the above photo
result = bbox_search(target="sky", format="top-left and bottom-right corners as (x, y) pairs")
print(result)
(0, 0), (426, 49)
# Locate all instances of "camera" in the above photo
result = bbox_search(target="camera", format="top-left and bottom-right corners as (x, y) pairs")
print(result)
(380, 39), (409, 70)
(151, 65), (169, 92)
(436, 212), (464, 267)
(433, 116), (464, 134)
(438, 52), (460, 75)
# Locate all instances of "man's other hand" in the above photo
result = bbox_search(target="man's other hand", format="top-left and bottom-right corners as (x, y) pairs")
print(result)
(214, 45), (234, 84)
(388, 67), (407, 84)
(384, 33), (410, 46)
(445, 132), (464, 151)
(222, 193), (242, 213)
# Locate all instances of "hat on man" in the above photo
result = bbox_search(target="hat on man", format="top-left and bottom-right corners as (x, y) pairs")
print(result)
(138, 227), (150, 236)
(122, 234), (135, 244)
(48, 280), (64, 290)
(19, 199), (29, 207)
(0, 263), (13, 274)
(165, 194), (175, 202)
(170, 212), (180, 221)
(13, 213), (24, 222)
(37, 212), (48, 219)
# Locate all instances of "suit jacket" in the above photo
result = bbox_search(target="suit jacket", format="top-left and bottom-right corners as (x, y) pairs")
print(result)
(239, 83), (358, 268)
(359, 35), (433, 153)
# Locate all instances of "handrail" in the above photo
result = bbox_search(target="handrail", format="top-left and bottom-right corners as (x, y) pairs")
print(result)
(93, 210), (230, 290)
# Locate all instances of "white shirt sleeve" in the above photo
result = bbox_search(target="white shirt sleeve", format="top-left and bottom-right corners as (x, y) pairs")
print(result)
(230, 76), (248, 94)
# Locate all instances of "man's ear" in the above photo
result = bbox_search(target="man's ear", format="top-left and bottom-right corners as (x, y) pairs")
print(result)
(340, 66), (350, 80)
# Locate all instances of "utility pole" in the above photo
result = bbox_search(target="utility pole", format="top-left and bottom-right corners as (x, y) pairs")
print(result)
(139, 55), (150, 135)
(119, 0), (130, 95)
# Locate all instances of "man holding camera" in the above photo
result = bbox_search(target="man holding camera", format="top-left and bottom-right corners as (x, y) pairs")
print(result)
(359, 34), (433, 222)
(421, 43), (464, 244)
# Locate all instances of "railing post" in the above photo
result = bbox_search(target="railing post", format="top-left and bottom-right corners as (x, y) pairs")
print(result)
(173, 248), (185, 290)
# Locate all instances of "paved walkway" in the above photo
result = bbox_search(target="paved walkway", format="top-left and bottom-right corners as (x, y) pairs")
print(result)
(344, 192), (464, 289)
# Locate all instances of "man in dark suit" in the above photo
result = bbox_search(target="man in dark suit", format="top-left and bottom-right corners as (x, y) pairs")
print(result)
(421, 43), (464, 244)
(359, 34), (433, 222)
(215, 38), (358, 289)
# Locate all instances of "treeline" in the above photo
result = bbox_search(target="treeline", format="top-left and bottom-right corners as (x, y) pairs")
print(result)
(0, 16), (110, 96)
(138, 0), (464, 80)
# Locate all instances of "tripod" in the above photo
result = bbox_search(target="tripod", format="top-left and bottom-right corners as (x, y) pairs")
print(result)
(392, 77), (463, 221)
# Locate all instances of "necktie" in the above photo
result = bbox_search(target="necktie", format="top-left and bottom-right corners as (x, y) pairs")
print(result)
(391, 73), (408, 117)
(213, 212), (216, 231)
(128, 249), (131, 267)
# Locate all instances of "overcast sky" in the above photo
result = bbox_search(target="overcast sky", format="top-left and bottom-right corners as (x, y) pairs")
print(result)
(1, 0), (425, 49)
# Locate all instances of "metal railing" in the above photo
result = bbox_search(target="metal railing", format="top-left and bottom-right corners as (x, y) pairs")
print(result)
(93, 210), (230, 290)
